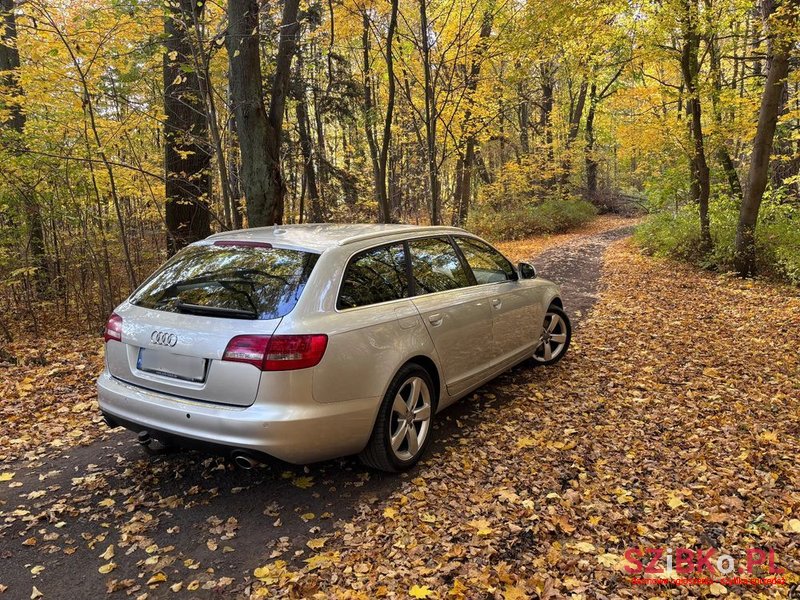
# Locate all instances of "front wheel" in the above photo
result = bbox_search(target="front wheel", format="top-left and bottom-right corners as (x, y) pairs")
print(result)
(359, 363), (435, 472)
(533, 305), (571, 366)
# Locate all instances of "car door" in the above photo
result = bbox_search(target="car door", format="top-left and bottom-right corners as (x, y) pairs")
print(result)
(453, 236), (540, 366)
(407, 236), (493, 397)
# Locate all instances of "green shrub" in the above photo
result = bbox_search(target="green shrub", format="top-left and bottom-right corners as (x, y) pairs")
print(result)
(635, 194), (800, 285)
(469, 198), (597, 241)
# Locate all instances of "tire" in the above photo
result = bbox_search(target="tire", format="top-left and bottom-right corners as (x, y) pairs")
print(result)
(359, 363), (436, 472)
(533, 305), (571, 366)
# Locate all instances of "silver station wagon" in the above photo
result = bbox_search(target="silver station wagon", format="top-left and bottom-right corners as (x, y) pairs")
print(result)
(97, 224), (571, 471)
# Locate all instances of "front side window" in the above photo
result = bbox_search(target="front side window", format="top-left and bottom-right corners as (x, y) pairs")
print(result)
(408, 237), (471, 294)
(337, 243), (409, 309)
(131, 244), (319, 320)
(454, 237), (516, 284)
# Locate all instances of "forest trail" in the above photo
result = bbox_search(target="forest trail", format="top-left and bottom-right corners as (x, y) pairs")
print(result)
(0, 221), (638, 599)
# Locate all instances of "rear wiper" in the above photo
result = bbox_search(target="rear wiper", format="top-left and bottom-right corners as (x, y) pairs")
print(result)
(174, 299), (257, 319)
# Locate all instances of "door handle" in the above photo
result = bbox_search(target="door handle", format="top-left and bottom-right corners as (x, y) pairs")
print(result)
(428, 313), (443, 327)
(491, 298), (502, 309)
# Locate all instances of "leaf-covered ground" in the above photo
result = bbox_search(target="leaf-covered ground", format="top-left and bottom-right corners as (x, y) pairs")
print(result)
(0, 334), (105, 463)
(1, 230), (798, 599)
(249, 240), (799, 599)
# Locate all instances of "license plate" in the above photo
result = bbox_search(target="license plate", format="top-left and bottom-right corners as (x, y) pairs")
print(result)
(137, 348), (208, 383)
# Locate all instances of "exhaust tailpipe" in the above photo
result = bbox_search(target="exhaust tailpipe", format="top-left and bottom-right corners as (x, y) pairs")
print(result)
(102, 414), (118, 429)
(233, 452), (258, 470)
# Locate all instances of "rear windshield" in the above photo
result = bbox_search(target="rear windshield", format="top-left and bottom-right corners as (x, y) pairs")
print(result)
(130, 244), (319, 320)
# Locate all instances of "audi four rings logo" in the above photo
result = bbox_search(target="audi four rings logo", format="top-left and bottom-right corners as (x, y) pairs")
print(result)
(150, 331), (178, 347)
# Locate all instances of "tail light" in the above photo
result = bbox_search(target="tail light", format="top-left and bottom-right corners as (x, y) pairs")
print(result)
(223, 334), (328, 371)
(103, 313), (123, 343)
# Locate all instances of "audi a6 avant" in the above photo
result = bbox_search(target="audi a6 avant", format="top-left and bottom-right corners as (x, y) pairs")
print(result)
(97, 224), (571, 471)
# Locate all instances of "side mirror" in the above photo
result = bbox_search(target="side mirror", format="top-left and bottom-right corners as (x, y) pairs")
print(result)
(517, 262), (536, 279)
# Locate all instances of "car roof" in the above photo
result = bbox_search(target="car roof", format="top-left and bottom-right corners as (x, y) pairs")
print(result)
(205, 223), (469, 253)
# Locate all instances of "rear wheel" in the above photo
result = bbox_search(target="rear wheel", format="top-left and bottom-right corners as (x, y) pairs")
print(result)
(360, 363), (435, 472)
(533, 305), (571, 365)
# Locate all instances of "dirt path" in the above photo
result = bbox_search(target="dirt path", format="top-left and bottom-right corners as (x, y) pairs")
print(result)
(0, 223), (637, 599)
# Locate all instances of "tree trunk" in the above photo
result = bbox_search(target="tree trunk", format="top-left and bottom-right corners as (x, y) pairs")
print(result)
(1, 0), (48, 294)
(420, 0), (440, 224)
(679, 0), (712, 252)
(735, 0), (796, 276)
(361, 11), (387, 221)
(585, 83), (598, 201)
(294, 61), (322, 222)
(227, 0), (300, 227)
(559, 79), (588, 190)
(707, 18), (743, 198)
(379, 0), (399, 222)
(453, 11), (492, 226)
(164, 0), (211, 253)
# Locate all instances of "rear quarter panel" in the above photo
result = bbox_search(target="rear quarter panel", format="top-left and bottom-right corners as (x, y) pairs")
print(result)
(281, 247), (443, 406)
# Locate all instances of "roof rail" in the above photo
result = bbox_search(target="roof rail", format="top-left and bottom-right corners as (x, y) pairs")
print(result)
(337, 226), (466, 246)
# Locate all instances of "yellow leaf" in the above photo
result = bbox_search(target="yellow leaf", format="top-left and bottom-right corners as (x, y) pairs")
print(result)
(306, 537), (327, 550)
(170, 582), (182, 592)
(98, 498), (115, 508)
(503, 585), (528, 600)
(292, 476), (314, 489)
(187, 581), (200, 591)
(30, 566), (44, 575)
(254, 561), (287, 583)
(787, 519), (800, 533)
(709, 582), (728, 595)
(516, 437), (536, 449)
(409, 584), (434, 599)
(420, 513), (436, 523)
(574, 541), (596, 553)
(98, 562), (116, 574)
(31, 587), (43, 600)
(300, 512), (315, 522)
(99, 545), (115, 560)
(146, 572), (167, 585)
(22, 537), (37, 546)
(468, 519), (493, 535)
(206, 539), (218, 551)
(758, 430), (778, 443)
(597, 553), (620, 567)
(667, 495), (684, 509)
(383, 507), (398, 519)
(0, 473), (14, 482)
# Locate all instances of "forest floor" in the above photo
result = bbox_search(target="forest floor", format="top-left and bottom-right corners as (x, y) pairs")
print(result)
(1, 217), (798, 599)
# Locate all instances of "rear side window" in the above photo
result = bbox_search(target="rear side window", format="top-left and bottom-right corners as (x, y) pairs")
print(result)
(131, 244), (319, 320)
(408, 237), (471, 294)
(454, 237), (516, 284)
(337, 243), (409, 309)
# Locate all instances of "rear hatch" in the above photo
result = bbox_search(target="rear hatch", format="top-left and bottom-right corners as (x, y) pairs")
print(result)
(105, 241), (319, 407)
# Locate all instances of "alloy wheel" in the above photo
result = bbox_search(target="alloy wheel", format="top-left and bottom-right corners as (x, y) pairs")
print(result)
(534, 311), (569, 363)
(389, 376), (432, 461)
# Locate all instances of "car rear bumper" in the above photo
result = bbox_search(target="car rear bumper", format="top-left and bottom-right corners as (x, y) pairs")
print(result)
(96, 370), (379, 464)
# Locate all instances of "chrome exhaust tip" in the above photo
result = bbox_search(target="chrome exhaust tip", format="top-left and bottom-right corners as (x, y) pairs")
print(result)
(233, 452), (257, 470)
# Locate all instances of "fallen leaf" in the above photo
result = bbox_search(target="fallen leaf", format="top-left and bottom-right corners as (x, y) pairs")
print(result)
(409, 584), (434, 598)
(98, 562), (116, 574)
(709, 582), (728, 595)
(146, 573), (166, 586)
